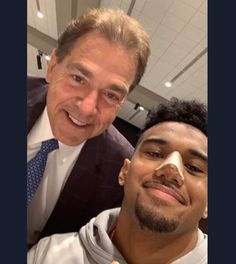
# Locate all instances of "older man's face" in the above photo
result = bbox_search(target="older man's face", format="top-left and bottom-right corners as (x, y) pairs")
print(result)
(46, 30), (137, 146)
(119, 121), (208, 233)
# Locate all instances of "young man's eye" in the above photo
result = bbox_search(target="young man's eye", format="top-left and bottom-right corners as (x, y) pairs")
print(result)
(185, 163), (203, 173)
(145, 151), (163, 159)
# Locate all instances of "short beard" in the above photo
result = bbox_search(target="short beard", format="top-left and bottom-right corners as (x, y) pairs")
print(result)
(134, 194), (179, 233)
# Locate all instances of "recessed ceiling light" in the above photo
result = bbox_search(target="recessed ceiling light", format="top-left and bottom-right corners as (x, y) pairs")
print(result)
(165, 81), (172, 88)
(138, 106), (145, 111)
(45, 55), (50, 61)
(37, 10), (44, 18)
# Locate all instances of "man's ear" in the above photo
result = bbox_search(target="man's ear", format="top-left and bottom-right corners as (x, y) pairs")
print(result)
(118, 159), (130, 186)
(202, 206), (208, 219)
(46, 50), (57, 83)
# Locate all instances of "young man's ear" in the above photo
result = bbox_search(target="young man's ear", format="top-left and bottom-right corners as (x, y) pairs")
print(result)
(118, 159), (130, 186)
(202, 206), (208, 219)
(46, 50), (57, 83)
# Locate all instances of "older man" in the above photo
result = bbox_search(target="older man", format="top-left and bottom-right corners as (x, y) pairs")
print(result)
(27, 8), (150, 246)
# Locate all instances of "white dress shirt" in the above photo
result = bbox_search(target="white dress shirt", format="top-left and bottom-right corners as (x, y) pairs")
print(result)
(27, 107), (86, 245)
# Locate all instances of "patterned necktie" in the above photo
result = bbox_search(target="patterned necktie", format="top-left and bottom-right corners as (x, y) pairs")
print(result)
(27, 138), (59, 205)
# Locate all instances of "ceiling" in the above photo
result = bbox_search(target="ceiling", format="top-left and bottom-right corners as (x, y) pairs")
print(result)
(27, 0), (207, 128)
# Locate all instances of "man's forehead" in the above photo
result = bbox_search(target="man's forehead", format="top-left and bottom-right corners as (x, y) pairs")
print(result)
(138, 121), (207, 146)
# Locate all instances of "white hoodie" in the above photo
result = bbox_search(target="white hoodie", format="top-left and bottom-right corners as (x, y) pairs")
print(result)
(28, 208), (207, 264)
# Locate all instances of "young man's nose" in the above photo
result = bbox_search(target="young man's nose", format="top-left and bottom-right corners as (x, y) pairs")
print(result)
(154, 151), (184, 186)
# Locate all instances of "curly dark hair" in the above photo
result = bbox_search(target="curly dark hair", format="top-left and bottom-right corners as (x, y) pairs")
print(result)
(142, 97), (207, 136)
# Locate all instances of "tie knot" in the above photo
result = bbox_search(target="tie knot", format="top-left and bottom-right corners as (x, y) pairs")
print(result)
(41, 138), (59, 154)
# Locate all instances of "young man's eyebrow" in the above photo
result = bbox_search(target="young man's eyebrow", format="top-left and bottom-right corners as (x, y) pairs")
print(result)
(189, 149), (208, 162)
(138, 138), (208, 162)
(67, 62), (93, 78)
(139, 137), (168, 146)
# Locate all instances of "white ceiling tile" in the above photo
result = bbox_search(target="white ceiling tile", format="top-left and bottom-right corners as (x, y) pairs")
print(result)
(140, 77), (156, 91)
(161, 44), (188, 66)
(173, 35), (198, 52)
(130, 8), (140, 19)
(138, 16), (159, 35)
(166, 44), (188, 60)
(172, 72), (191, 87)
(199, 84), (208, 93)
(161, 55), (184, 67)
(183, 87), (207, 103)
(189, 10), (207, 32)
(120, 0), (133, 13)
(141, 1), (166, 21)
(148, 47), (163, 61)
(179, 76), (200, 89)
(161, 13), (186, 33)
(179, 0), (204, 9)
(144, 54), (159, 75)
(150, 0), (175, 11)
(108, 0), (122, 8)
(168, 1), (197, 21)
(150, 36), (170, 56)
(196, 36), (207, 49)
(153, 60), (175, 74)
(142, 61), (174, 90)
(177, 53), (198, 70)
(181, 23), (206, 42)
(133, 0), (147, 12)
(161, 66), (182, 82)
(199, 0), (207, 14)
(155, 24), (178, 42)
(189, 68), (207, 87)
(100, 0), (112, 7)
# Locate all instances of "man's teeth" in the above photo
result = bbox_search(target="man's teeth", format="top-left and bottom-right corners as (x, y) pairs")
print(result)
(69, 115), (87, 126)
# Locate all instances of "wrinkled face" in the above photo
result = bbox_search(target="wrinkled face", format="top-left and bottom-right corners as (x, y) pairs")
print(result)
(46, 30), (137, 145)
(119, 121), (208, 233)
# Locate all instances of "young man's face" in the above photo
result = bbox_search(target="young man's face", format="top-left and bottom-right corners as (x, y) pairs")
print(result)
(46, 30), (137, 146)
(119, 121), (208, 234)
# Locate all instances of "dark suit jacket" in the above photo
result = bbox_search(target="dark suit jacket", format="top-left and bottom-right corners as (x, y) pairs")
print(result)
(27, 76), (134, 241)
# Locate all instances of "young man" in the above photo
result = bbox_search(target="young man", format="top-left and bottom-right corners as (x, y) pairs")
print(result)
(27, 8), (150, 246)
(28, 98), (208, 264)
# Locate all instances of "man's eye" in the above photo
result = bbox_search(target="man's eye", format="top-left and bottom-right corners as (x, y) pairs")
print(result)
(72, 74), (83, 83)
(103, 90), (121, 103)
(145, 151), (163, 159)
(185, 164), (203, 173)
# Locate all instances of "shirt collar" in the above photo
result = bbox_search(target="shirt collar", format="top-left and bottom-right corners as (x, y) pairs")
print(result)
(27, 107), (53, 145)
(28, 107), (86, 160)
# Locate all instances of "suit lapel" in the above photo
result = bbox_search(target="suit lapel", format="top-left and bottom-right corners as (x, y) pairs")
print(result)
(27, 78), (47, 133)
(40, 134), (105, 236)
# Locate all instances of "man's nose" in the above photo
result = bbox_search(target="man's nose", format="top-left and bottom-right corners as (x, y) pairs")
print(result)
(77, 90), (98, 116)
(154, 151), (184, 186)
